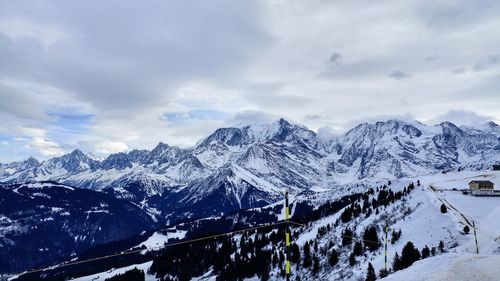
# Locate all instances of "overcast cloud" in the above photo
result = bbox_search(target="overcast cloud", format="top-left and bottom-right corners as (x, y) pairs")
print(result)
(0, 0), (499, 162)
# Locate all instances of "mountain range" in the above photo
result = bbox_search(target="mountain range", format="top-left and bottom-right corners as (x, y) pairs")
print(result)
(1, 119), (499, 223)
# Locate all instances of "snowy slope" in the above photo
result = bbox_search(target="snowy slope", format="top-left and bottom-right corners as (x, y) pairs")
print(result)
(381, 253), (500, 281)
(284, 170), (500, 280)
(70, 261), (156, 281)
(418, 171), (500, 255)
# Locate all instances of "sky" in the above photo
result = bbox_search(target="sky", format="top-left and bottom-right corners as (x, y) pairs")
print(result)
(0, 0), (499, 162)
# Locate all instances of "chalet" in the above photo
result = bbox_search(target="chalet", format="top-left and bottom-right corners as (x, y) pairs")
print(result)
(469, 180), (494, 190)
(493, 164), (500, 171)
(469, 180), (494, 196)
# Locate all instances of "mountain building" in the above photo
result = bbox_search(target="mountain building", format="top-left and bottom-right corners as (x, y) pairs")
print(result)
(469, 180), (494, 195)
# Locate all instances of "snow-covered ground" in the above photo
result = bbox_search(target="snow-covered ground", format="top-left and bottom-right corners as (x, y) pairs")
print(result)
(381, 253), (500, 281)
(137, 229), (187, 250)
(57, 170), (500, 281)
(71, 261), (155, 281)
(418, 170), (500, 255)
(376, 170), (500, 280)
(289, 170), (500, 280)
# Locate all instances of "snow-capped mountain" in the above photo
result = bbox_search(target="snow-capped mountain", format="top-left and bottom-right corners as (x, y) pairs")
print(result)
(1, 119), (499, 222)
(0, 157), (40, 179)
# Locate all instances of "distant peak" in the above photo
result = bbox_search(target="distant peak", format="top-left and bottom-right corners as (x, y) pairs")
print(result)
(154, 142), (170, 149)
(70, 149), (85, 156)
(26, 156), (39, 162)
(24, 156), (41, 166)
(275, 118), (290, 126)
(439, 121), (459, 128)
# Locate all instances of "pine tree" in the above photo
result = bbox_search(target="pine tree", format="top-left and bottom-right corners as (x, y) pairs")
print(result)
(261, 266), (270, 281)
(329, 249), (339, 266)
(391, 229), (402, 244)
(401, 241), (421, 269)
(421, 245), (430, 259)
(105, 268), (145, 281)
(365, 263), (376, 281)
(463, 225), (470, 234)
(342, 228), (353, 246)
(363, 226), (380, 251)
(379, 268), (389, 278)
(290, 243), (300, 263)
(341, 206), (353, 222)
(349, 252), (356, 266)
(439, 241), (445, 253)
(312, 256), (320, 275)
(392, 252), (402, 271)
(440, 204), (447, 213)
(353, 241), (363, 256)
(303, 242), (312, 268)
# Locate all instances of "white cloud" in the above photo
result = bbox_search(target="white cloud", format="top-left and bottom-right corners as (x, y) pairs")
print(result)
(227, 110), (279, 126)
(0, 0), (500, 161)
(21, 128), (65, 157)
(94, 142), (128, 155)
(426, 109), (497, 126)
(317, 126), (340, 143)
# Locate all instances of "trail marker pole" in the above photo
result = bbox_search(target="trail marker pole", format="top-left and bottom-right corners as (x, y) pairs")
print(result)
(285, 191), (291, 281)
(473, 221), (479, 254)
(384, 223), (388, 272)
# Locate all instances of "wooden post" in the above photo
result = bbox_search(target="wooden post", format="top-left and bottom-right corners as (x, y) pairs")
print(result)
(473, 221), (479, 254)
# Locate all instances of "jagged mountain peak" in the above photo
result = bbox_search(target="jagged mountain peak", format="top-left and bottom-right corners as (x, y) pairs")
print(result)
(25, 156), (40, 164)
(145, 142), (185, 165)
(196, 118), (316, 149)
(343, 119), (423, 142)
(148, 142), (182, 156)
(55, 149), (96, 164)
(154, 141), (170, 149)
(439, 121), (461, 129)
(69, 148), (85, 156)
(101, 152), (132, 170)
(198, 127), (246, 147)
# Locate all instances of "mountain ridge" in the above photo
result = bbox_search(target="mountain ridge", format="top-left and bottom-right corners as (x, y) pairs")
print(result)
(1, 118), (499, 222)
